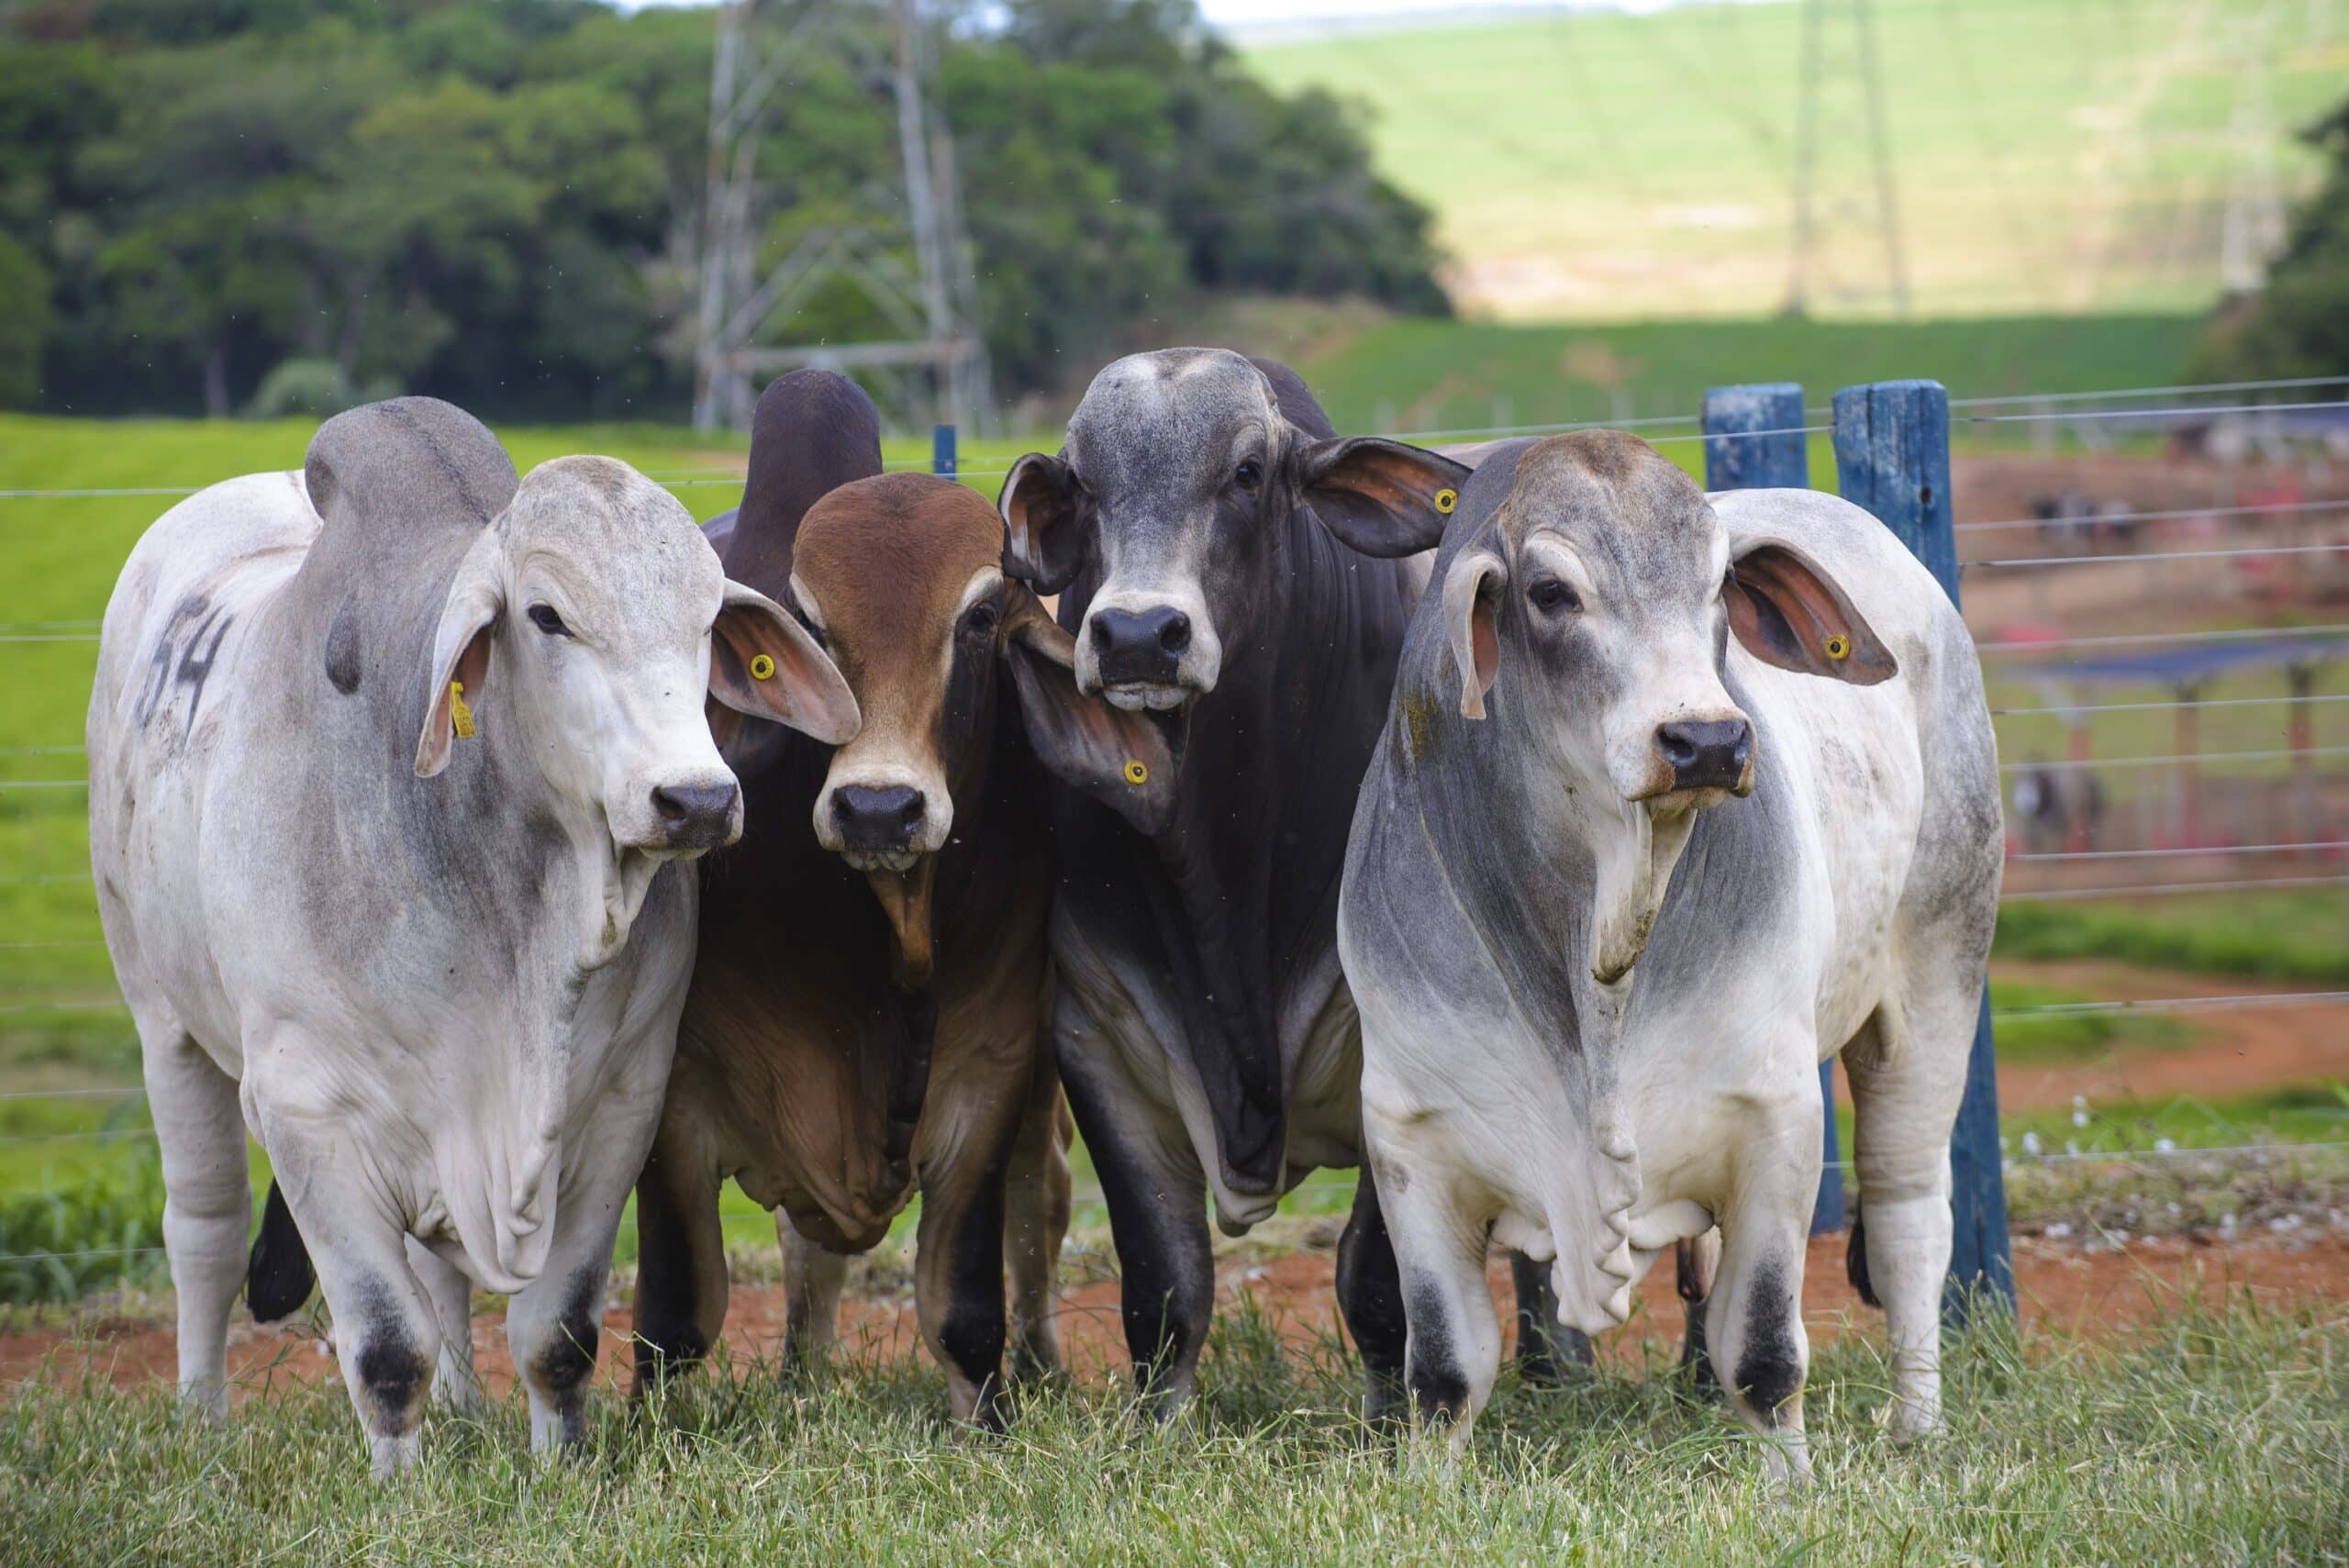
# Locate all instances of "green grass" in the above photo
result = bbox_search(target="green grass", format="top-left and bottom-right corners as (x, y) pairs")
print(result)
(2003, 1080), (2349, 1162)
(0, 1300), (2343, 1562)
(1245, 0), (2349, 323)
(1996, 889), (2349, 985)
(1986, 978), (2196, 1065)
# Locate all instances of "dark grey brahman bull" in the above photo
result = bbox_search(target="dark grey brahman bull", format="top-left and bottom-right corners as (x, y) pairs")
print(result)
(632, 371), (1167, 1425)
(1336, 431), (2000, 1484)
(996, 348), (1485, 1409)
(87, 398), (856, 1475)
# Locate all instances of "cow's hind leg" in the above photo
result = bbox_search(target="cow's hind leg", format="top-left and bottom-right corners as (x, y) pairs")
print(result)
(1508, 1250), (1593, 1385)
(779, 1220), (848, 1373)
(1336, 1166), (1408, 1424)
(629, 1118), (729, 1398)
(913, 1140), (1014, 1428)
(406, 1240), (481, 1415)
(1842, 989), (1970, 1440)
(1004, 1077), (1073, 1385)
(1707, 1081), (1821, 1488)
(140, 1011), (249, 1421)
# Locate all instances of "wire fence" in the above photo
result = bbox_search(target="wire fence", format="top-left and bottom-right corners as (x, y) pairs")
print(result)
(4, 374), (2345, 1279)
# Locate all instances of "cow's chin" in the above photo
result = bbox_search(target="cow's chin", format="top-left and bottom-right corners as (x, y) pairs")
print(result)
(1637, 784), (1742, 817)
(1101, 681), (1194, 713)
(841, 847), (922, 873)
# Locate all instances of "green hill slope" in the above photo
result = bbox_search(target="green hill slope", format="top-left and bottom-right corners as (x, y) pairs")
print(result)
(1245, 0), (2349, 321)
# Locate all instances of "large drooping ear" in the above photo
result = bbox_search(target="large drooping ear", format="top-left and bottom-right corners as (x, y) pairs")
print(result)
(1725, 537), (1898, 685)
(998, 453), (1086, 594)
(414, 536), (503, 778)
(1440, 546), (1508, 720)
(1297, 437), (1474, 558)
(1000, 586), (1175, 835)
(709, 579), (862, 743)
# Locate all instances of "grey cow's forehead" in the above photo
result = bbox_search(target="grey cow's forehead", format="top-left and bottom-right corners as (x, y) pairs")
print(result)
(1064, 350), (1281, 489)
(505, 456), (721, 628)
(1492, 439), (1727, 592)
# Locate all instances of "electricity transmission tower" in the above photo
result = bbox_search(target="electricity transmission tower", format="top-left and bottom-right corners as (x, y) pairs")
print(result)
(1784, 0), (1910, 317)
(2217, 12), (2289, 297)
(692, 0), (991, 433)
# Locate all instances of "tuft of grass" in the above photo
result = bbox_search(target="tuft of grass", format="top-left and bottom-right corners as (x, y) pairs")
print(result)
(0, 1154), (163, 1304)
(1987, 978), (2196, 1065)
(0, 1299), (2342, 1562)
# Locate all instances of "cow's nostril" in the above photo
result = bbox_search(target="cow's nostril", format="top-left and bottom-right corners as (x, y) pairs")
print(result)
(1157, 610), (1190, 655)
(651, 782), (740, 846)
(834, 784), (926, 851)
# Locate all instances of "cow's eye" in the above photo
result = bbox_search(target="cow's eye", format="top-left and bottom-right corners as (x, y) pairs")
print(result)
(963, 600), (999, 637)
(1230, 459), (1263, 492)
(527, 604), (572, 637)
(1527, 579), (1581, 615)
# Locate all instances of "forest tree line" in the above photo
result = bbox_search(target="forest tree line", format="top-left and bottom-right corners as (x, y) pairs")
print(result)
(0, 0), (1449, 421)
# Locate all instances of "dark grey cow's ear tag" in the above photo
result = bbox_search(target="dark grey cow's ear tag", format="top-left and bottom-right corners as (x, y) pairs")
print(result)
(1001, 589), (1175, 835)
(1298, 437), (1473, 559)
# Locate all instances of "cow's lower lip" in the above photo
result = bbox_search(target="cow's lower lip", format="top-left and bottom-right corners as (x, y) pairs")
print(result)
(1102, 683), (1192, 713)
(842, 848), (922, 873)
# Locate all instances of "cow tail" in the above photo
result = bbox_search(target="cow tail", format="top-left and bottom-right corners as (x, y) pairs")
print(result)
(245, 1180), (317, 1323)
(1845, 1204), (1881, 1308)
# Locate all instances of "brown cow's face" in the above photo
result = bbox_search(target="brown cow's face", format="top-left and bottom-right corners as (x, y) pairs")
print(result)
(787, 474), (1022, 981)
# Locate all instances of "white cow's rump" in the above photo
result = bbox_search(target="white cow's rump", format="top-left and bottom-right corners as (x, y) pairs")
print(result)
(1339, 433), (2000, 1485)
(87, 397), (853, 1474)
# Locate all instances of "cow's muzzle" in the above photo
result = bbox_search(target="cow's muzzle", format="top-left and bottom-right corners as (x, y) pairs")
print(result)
(1652, 717), (1754, 795)
(651, 781), (741, 850)
(1090, 605), (1192, 697)
(833, 783), (926, 873)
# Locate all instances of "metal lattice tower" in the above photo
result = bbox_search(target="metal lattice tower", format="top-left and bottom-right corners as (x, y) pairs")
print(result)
(1784, 0), (1910, 318)
(692, 0), (991, 433)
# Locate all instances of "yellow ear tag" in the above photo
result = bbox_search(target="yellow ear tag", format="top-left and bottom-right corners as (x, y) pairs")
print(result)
(749, 652), (777, 682)
(1123, 760), (1149, 786)
(1433, 487), (1458, 516)
(449, 680), (477, 740)
(1823, 634), (1852, 662)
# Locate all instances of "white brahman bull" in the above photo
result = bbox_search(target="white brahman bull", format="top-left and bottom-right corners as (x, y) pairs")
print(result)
(1336, 430), (2000, 1485)
(86, 397), (856, 1474)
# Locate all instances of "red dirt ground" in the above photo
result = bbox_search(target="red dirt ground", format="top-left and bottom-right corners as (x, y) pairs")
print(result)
(6, 1230), (2343, 1410)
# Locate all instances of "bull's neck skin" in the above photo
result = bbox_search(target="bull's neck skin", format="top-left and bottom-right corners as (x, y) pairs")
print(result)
(1061, 497), (1413, 1196)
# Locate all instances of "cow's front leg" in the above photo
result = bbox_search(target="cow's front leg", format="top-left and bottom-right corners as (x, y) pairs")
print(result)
(1335, 1167), (1408, 1424)
(1004, 1073), (1073, 1385)
(507, 1093), (662, 1454)
(1366, 1130), (1500, 1460)
(913, 1143), (1013, 1428)
(1058, 1045), (1212, 1411)
(265, 1140), (439, 1477)
(629, 1112), (729, 1397)
(406, 1239), (481, 1415)
(1708, 1086), (1822, 1487)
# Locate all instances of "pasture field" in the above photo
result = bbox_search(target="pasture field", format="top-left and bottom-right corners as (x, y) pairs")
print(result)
(1243, 0), (2349, 322)
(1, 1297), (2344, 1563)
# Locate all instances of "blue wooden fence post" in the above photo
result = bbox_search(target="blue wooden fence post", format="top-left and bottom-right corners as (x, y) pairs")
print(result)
(932, 422), (957, 479)
(1703, 384), (1845, 1238)
(1831, 379), (2016, 1324)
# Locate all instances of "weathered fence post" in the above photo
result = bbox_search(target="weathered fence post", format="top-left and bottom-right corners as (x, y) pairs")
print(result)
(1703, 384), (1845, 1237)
(932, 421), (958, 480)
(1831, 379), (2016, 1323)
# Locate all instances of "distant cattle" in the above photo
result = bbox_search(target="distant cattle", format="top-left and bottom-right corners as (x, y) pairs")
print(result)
(1338, 432), (2000, 1483)
(632, 372), (1166, 1424)
(997, 349), (1481, 1410)
(87, 399), (856, 1475)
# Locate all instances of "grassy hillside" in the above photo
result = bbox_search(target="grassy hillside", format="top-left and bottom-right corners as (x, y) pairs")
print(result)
(1269, 308), (2205, 437)
(1245, 0), (2349, 321)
